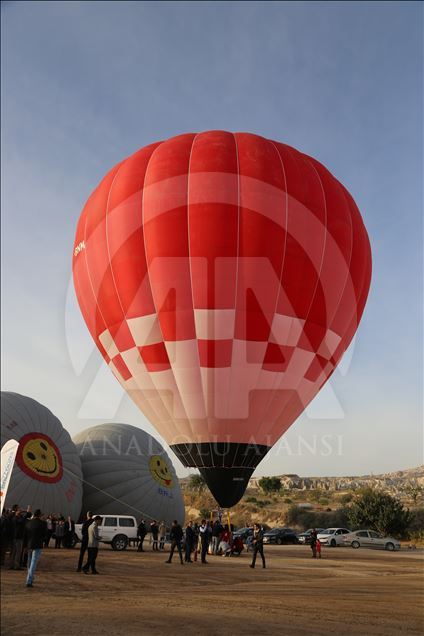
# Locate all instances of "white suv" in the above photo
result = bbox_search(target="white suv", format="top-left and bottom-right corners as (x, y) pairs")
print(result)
(75, 515), (138, 551)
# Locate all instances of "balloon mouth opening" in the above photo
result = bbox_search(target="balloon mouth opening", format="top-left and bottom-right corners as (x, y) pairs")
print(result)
(171, 442), (270, 507)
(199, 467), (255, 507)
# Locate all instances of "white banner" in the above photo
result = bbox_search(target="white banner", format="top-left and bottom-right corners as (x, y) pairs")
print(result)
(1, 439), (19, 514)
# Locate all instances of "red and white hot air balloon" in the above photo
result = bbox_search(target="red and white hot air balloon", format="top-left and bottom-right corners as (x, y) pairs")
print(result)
(73, 131), (372, 507)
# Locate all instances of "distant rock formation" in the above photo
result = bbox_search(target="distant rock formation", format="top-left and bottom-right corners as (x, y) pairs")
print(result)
(248, 466), (424, 496)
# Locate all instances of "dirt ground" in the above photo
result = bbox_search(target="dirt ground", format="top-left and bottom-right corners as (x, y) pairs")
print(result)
(1, 544), (423, 636)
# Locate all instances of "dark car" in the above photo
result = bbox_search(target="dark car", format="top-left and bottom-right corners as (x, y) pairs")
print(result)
(263, 527), (298, 545)
(297, 528), (326, 545)
(233, 527), (253, 542)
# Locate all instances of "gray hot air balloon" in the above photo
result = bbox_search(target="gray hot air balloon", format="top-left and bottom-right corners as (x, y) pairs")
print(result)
(1, 392), (83, 519)
(73, 423), (185, 526)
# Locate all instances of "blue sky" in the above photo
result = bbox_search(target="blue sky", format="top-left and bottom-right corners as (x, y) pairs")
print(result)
(1, 1), (422, 477)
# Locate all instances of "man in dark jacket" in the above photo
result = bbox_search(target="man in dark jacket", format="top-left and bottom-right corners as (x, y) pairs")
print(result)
(64, 516), (75, 549)
(199, 519), (210, 564)
(10, 508), (26, 570)
(212, 520), (223, 555)
(76, 511), (93, 572)
(250, 523), (266, 569)
(310, 528), (318, 558)
(184, 521), (195, 563)
(137, 520), (147, 552)
(1, 510), (13, 566)
(165, 520), (184, 564)
(25, 509), (47, 587)
(150, 520), (159, 551)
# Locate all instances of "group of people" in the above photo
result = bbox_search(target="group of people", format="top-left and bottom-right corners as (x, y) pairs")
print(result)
(136, 519), (166, 552)
(158, 519), (266, 569)
(1, 504), (269, 585)
(1, 505), (76, 566)
(310, 529), (322, 559)
(0, 505), (50, 587)
(76, 511), (102, 574)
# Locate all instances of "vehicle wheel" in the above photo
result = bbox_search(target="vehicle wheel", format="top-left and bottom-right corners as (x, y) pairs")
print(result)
(330, 539), (337, 547)
(351, 541), (360, 549)
(112, 535), (128, 551)
(276, 538), (282, 545)
(385, 542), (395, 551)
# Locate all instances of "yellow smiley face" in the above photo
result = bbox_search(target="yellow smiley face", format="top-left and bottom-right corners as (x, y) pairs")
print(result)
(149, 455), (173, 488)
(16, 433), (62, 483)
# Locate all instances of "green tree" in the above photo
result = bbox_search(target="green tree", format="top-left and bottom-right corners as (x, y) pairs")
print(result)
(188, 474), (206, 493)
(347, 489), (410, 537)
(258, 476), (282, 494)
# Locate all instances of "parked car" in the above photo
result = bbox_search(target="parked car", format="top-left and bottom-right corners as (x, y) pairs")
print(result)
(75, 515), (138, 551)
(343, 530), (401, 551)
(233, 527), (253, 542)
(297, 528), (326, 544)
(317, 528), (351, 547)
(263, 527), (299, 545)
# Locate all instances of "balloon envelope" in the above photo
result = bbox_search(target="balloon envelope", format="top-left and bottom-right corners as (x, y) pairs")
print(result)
(73, 423), (185, 524)
(73, 131), (372, 506)
(1, 392), (83, 518)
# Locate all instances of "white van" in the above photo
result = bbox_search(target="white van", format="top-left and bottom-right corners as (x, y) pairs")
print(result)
(75, 515), (138, 551)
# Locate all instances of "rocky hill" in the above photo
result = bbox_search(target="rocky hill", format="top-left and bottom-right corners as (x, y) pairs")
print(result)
(248, 465), (424, 496)
(180, 466), (424, 527)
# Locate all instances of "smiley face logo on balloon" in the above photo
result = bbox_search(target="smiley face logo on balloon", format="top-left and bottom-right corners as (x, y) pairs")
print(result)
(149, 455), (173, 488)
(16, 432), (63, 483)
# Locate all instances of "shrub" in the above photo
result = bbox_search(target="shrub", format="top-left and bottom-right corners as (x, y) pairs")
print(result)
(258, 477), (282, 494)
(409, 530), (424, 544)
(256, 499), (272, 509)
(285, 504), (349, 530)
(347, 489), (410, 537)
(188, 474), (206, 493)
(407, 508), (424, 534)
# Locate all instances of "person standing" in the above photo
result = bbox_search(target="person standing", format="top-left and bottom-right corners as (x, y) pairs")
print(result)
(24, 509), (47, 588)
(158, 521), (166, 550)
(1, 509), (13, 566)
(9, 508), (26, 570)
(199, 519), (209, 564)
(193, 523), (200, 562)
(250, 523), (266, 569)
(137, 519), (147, 552)
(150, 520), (159, 551)
(212, 520), (223, 555)
(184, 521), (195, 563)
(310, 529), (318, 558)
(77, 512), (93, 572)
(55, 518), (65, 548)
(165, 520), (184, 564)
(64, 516), (75, 549)
(44, 516), (54, 548)
(82, 515), (102, 575)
